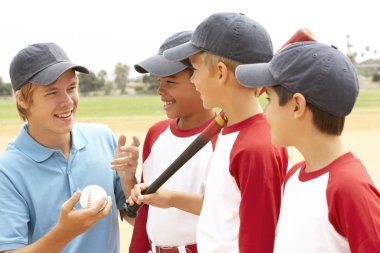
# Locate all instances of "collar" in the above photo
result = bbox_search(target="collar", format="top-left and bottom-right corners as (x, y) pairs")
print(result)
(14, 123), (88, 162)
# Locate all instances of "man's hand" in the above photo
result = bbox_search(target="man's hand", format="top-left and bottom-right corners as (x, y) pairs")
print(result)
(111, 135), (140, 176)
(55, 191), (112, 237)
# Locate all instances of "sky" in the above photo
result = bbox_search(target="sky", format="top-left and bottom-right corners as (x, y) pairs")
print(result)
(1, 0), (379, 83)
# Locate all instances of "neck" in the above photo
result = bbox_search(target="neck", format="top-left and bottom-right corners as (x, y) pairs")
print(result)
(27, 126), (72, 159)
(177, 110), (215, 129)
(296, 133), (348, 172)
(222, 92), (262, 126)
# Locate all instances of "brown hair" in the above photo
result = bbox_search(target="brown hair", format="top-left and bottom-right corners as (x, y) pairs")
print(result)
(272, 85), (345, 135)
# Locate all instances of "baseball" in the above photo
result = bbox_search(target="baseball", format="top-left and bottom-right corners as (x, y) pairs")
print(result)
(80, 185), (107, 209)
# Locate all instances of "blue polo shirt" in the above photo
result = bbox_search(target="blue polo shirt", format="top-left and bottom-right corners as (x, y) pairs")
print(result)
(0, 122), (126, 252)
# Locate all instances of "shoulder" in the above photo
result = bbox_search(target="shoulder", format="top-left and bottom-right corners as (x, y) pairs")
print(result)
(145, 119), (172, 142)
(327, 154), (375, 195)
(147, 119), (172, 133)
(326, 154), (380, 216)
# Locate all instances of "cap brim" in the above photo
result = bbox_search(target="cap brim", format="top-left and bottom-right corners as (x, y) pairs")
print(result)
(30, 61), (89, 85)
(235, 63), (277, 88)
(163, 41), (202, 61)
(134, 54), (187, 77)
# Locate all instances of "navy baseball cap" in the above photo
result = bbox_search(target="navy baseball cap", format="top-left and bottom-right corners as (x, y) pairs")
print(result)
(134, 31), (192, 77)
(164, 12), (273, 64)
(9, 43), (89, 91)
(236, 42), (359, 117)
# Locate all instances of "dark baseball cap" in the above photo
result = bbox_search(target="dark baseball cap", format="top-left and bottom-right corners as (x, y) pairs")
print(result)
(134, 31), (192, 77)
(236, 42), (359, 117)
(164, 12), (273, 64)
(9, 43), (89, 91)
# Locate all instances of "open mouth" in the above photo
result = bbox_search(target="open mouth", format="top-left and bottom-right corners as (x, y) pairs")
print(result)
(163, 100), (175, 109)
(55, 111), (73, 118)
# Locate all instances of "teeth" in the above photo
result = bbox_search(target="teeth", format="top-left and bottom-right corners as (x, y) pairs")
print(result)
(164, 101), (174, 106)
(56, 112), (71, 118)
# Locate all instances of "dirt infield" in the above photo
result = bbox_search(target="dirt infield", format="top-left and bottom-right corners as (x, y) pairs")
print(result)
(1, 111), (379, 252)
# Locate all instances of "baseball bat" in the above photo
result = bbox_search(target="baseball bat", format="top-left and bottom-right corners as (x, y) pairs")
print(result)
(124, 28), (316, 218)
(277, 28), (316, 52)
(124, 111), (227, 218)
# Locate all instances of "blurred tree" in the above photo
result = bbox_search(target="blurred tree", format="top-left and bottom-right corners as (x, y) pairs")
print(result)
(142, 74), (159, 94)
(114, 63), (129, 94)
(97, 69), (108, 83)
(0, 77), (12, 96)
(78, 71), (105, 95)
(346, 34), (357, 65)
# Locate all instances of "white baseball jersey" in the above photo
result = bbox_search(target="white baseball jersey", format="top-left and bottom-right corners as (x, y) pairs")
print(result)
(274, 152), (380, 253)
(197, 114), (288, 253)
(130, 118), (217, 251)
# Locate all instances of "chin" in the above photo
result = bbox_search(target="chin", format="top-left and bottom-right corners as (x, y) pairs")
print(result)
(271, 137), (284, 148)
(202, 101), (213, 110)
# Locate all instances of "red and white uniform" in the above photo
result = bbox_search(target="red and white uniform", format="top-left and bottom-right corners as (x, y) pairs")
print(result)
(129, 118), (217, 252)
(196, 114), (288, 253)
(274, 152), (380, 253)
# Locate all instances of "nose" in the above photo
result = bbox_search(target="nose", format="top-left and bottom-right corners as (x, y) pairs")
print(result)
(190, 72), (195, 84)
(156, 78), (166, 96)
(59, 91), (74, 107)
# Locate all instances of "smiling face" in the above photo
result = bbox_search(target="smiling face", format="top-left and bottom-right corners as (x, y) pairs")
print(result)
(157, 69), (207, 121)
(17, 69), (79, 143)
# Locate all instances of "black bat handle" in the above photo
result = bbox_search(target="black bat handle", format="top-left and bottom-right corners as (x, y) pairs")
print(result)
(123, 138), (209, 218)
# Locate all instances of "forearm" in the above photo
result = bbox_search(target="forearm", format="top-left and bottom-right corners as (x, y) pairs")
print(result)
(119, 172), (137, 225)
(120, 210), (136, 226)
(170, 191), (203, 215)
(2, 225), (74, 253)
(119, 172), (137, 199)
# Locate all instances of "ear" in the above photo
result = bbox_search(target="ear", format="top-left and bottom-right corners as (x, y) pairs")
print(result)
(216, 61), (229, 84)
(15, 90), (29, 110)
(292, 93), (307, 118)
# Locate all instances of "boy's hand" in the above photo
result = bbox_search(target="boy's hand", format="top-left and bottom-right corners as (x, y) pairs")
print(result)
(129, 183), (174, 209)
(111, 135), (140, 177)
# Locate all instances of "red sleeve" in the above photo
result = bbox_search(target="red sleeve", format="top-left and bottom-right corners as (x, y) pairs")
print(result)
(129, 119), (170, 252)
(230, 139), (288, 253)
(283, 162), (304, 191)
(327, 160), (380, 253)
(142, 119), (171, 162)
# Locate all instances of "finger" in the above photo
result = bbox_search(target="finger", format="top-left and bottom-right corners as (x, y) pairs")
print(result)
(93, 197), (113, 220)
(131, 136), (140, 148)
(130, 187), (142, 205)
(117, 135), (127, 150)
(128, 196), (135, 206)
(61, 190), (81, 213)
(111, 157), (138, 167)
(99, 196), (113, 216)
(87, 196), (109, 215)
(123, 146), (139, 159)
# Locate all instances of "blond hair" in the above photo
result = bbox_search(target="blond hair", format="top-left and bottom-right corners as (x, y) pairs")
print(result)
(200, 52), (260, 94)
(200, 52), (240, 74)
(16, 83), (37, 121)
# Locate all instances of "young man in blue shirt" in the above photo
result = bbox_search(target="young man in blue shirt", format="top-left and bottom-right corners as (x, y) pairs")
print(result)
(0, 43), (137, 253)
